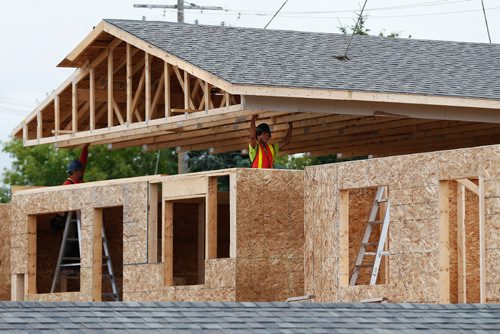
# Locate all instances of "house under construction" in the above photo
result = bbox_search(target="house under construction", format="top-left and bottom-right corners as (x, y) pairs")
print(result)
(0, 20), (499, 304)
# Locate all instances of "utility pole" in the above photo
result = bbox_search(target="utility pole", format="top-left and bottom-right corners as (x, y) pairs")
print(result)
(134, 1), (224, 23)
(134, 1), (224, 174)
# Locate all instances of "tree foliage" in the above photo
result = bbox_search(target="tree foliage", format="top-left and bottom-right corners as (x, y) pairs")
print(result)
(0, 139), (177, 202)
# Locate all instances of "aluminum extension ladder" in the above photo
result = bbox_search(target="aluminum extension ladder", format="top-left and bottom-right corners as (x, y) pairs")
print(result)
(50, 211), (119, 300)
(350, 186), (391, 286)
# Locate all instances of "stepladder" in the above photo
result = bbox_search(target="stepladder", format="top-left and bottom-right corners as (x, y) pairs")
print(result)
(50, 211), (119, 300)
(350, 186), (390, 286)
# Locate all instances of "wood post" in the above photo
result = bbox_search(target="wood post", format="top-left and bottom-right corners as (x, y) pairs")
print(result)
(339, 189), (350, 287)
(438, 180), (450, 303)
(89, 68), (95, 130)
(107, 48), (114, 127)
(126, 43), (132, 124)
(92, 209), (103, 301)
(36, 110), (42, 140)
(11, 274), (25, 301)
(184, 70), (190, 111)
(206, 177), (217, 259)
(457, 182), (466, 303)
(163, 200), (174, 285)
(164, 62), (171, 118)
(54, 95), (60, 135)
(229, 174), (237, 258)
(145, 52), (151, 122)
(479, 176), (486, 303)
(148, 183), (159, 263)
(72, 80), (77, 132)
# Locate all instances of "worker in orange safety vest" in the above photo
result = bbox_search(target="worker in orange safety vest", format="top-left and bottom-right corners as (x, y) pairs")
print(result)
(249, 115), (293, 168)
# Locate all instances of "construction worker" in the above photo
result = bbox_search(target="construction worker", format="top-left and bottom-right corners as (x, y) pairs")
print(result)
(249, 115), (292, 168)
(63, 144), (89, 185)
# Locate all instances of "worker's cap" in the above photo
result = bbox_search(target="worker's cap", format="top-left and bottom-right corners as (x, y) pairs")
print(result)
(256, 123), (272, 137)
(67, 160), (83, 174)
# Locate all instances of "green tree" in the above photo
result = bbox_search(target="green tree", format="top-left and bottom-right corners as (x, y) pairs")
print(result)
(0, 139), (177, 202)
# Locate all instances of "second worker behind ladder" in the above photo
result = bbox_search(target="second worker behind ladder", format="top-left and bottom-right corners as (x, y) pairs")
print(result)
(64, 143), (89, 185)
(249, 115), (293, 168)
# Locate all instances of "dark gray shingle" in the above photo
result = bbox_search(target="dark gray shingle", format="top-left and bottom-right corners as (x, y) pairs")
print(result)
(0, 301), (498, 333)
(104, 19), (500, 100)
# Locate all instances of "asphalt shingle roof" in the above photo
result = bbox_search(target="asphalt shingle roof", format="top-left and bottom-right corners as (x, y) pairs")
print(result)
(104, 19), (500, 101)
(0, 301), (499, 333)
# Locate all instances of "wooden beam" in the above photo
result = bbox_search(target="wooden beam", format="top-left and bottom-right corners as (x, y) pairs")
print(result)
(339, 189), (349, 288)
(456, 178), (479, 195)
(131, 69), (146, 119)
(27, 215), (37, 295)
(148, 183), (159, 263)
(438, 180), (450, 303)
(72, 80), (77, 132)
(107, 48), (114, 127)
(184, 70), (191, 111)
(163, 200), (174, 285)
(126, 43), (132, 124)
(89, 67), (96, 130)
(206, 177), (217, 259)
(457, 182), (467, 303)
(54, 95), (60, 135)
(478, 176), (486, 303)
(229, 173), (237, 258)
(145, 52), (152, 122)
(113, 99), (125, 125)
(92, 209), (103, 302)
(11, 274), (25, 301)
(151, 71), (165, 119)
(36, 109), (42, 140)
(164, 62), (171, 118)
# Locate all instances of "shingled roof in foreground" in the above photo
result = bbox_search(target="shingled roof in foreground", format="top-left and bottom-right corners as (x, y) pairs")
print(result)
(105, 19), (500, 101)
(0, 301), (499, 333)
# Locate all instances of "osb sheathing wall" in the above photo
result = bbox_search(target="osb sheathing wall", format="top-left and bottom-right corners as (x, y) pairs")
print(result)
(10, 169), (304, 302)
(125, 169), (305, 302)
(234, 169), (304, 301)
(10, 178), (151, 302)
(0, 204), (11, 300)
(304, 144), (500, 303)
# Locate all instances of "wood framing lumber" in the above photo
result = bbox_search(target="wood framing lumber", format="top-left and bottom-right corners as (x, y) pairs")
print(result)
(11, 274), (25, 301)
(126, 43), (132, 123)
(145, 52), (151, 122)
(456, 178), (479, 195)
(198, 202), (205, 283)
(457, 182), (466, 303)
(164, 62), (171, 117)
(151, 71), (165, 119)
(54, 95), (60, 134)
(92, 209), (103, 301)
(206, 177), (217, 259)
(478, 176), (486, 303)
(112, 99), (125, 125)
(72, 80), (77, 132)
(229, 173), (237, 258)
(108, 48), (114, 127)
(438, 180), (450, 303)
(90, 68), (96, 130)
(163, 200), (174, 285)
(36, 110), (42, 140)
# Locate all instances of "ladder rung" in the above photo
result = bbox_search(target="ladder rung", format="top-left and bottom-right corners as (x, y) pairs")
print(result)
(59, 263), (81, 267)
(362, 242), (378, 247)
(377, 199), (389, 203)
(62, 257), (80, 260)
(369, 220), (383, 225)
(356, 264), (373, 268)
(364, 251), (390, 256)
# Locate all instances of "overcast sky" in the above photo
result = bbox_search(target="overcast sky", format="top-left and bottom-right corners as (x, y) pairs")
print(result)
(0, 0), (499, 179)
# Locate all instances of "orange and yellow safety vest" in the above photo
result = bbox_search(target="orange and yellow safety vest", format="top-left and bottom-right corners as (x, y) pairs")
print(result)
(249, 142), (277, 168)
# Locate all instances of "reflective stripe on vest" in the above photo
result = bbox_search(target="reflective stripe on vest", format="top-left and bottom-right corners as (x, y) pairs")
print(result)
(251, 143), (275, 168)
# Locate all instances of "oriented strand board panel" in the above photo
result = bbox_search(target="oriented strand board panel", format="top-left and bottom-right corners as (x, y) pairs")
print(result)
(0, 204), (11, 300)
(304, 143), (500, 303)
(234, 169), (304, 301)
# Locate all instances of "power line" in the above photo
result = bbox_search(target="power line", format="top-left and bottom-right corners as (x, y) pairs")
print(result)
(480, 0), (492, 43)
(134, 1), (224, 23)
(264, 0), (288, 29)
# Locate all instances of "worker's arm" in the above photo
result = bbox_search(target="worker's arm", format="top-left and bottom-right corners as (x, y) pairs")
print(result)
(80, 143), (89, 179)
(249, 115), (257, 148)
(279, 122), (293, 150)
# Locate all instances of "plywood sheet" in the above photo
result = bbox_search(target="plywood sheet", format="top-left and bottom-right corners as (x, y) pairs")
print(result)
(0, 204), (11, 300)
